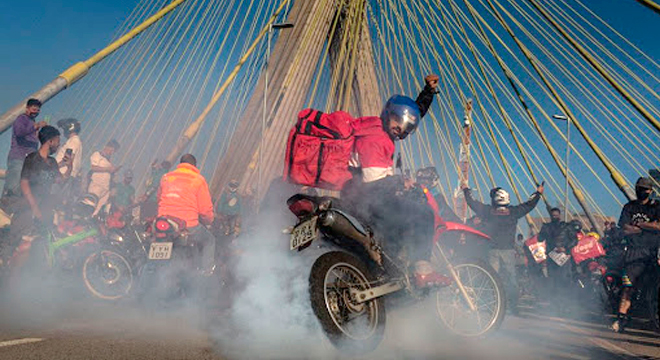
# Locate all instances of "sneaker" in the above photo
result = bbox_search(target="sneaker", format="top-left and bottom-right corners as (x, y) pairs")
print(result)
(414, 261), (452, 288)
(610, 314), (629, 333)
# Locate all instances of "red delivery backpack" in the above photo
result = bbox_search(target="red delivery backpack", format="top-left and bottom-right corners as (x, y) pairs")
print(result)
(283, 109), (354, 190)
(571, 233), (606, 264)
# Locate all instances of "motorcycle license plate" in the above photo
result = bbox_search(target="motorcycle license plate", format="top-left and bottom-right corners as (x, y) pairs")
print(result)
(149, 242), (173, 260)
(290, 217), (318, 250)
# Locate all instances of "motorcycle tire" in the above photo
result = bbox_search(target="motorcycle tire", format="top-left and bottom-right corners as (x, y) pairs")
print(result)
(309, 251), (385, 354)
(82, 248), (133, 301)
(434, 259), (506, 338)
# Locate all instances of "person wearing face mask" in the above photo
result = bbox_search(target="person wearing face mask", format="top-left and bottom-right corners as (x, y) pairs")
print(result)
(217, 180), (242, 237)
(5, 126), (73, 259)
(2, 99), (48, 203)
(611, 177), (660, 333)
(462, 183), (544, 314)
(539, 208), (566, 250)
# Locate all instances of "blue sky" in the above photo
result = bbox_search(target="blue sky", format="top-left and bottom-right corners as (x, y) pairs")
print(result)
(0, 0), (659, 220)
(1, 0), (658, 111)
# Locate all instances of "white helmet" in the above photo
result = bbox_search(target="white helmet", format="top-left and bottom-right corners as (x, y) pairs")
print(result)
(490, 187), (510, 207)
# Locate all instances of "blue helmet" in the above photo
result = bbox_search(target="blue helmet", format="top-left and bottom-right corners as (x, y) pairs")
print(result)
(381, 95), (421, 140)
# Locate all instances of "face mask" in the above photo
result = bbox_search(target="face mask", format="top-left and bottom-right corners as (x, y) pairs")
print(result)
(636, 188), (651, 201)
(551, 218), (560, 223)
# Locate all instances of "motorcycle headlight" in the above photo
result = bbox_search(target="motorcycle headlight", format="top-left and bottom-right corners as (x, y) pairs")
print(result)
(108, 231), (124, 243)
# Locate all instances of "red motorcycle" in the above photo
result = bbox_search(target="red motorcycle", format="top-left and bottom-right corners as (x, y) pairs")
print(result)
(287, 194), (505, 353)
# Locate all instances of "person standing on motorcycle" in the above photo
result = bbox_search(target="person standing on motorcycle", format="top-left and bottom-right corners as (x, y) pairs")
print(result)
(157, 154), (216, 275)
(461, 183), (543, 313)
(341, 74), (448, 288)
(2, 99), (47, 202)
(7, 126), (73, 255)
(611, 177), (660, 333)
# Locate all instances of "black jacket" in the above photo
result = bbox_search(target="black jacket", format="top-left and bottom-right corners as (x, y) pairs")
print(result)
(415, 85), (436, 117)
(538, 221), (565, 250)
(540, 221), (578, 252)
(463, 188), (541, 249)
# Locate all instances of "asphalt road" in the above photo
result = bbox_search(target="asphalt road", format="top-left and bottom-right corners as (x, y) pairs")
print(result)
(0, 295), (658, 360)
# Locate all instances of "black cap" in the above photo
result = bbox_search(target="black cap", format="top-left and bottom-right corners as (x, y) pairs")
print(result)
(636, 177), (654, 190)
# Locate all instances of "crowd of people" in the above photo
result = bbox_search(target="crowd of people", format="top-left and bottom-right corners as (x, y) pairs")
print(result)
(0, 98), (250, 270)
(1, 78), (658, 336)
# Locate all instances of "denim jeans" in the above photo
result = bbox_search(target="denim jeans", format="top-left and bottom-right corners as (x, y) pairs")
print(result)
(489, 249), (519, 308)
(2, 159), (24, 198)
(189, 225), (216, 271)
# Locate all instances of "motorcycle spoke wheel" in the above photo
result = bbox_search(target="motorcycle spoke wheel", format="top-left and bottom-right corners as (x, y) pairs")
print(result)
(435, 261), (504, 337)
(324, 263), (378, 341)
(83, 250), (133, 300)
(309, 251), (385, 354)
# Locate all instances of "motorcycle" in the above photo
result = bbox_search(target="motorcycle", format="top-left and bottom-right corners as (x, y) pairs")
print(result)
(287, 194), (505, 353)
(104, 203), (152, 273)
(136, 216), (213, 306)
(4, 200), (134, 301)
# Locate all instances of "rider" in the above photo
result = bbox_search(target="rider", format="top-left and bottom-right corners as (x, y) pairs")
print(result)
(341, 74), (449, 288)
(157, 154), (216, 275)
(415, 166), (461, 225)
(462, 183), (543, 313)
(7, 126), (73, 257)
(611, 177), (660, 333)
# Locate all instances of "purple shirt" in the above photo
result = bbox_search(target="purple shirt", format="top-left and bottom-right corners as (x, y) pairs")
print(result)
(8, 114), (39, 161)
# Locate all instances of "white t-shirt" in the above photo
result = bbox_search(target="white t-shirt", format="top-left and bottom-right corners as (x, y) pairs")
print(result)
(89, 151), (113, 191)
(54, 134), (82, 177)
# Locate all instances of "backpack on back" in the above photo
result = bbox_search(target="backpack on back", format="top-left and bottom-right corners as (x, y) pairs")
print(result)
(283, 109), (354, 190)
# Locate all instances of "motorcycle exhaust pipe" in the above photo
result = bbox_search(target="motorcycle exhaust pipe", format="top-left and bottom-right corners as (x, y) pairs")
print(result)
(318, 210), (382, 266)
(319, 210), (370, 244)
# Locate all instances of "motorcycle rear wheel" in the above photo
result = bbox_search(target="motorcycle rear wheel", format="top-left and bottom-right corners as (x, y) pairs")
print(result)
(309, 251), (385, 354)
(434, 259), (505, 338)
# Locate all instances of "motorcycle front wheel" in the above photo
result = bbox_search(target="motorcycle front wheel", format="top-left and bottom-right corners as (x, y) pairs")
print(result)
(309, 251), (386, 354)
(434, 259), (505, 338)
(82, 249), (133, 300)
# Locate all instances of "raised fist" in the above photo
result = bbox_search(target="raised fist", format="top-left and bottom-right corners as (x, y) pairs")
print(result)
(425, 74), (439, 90)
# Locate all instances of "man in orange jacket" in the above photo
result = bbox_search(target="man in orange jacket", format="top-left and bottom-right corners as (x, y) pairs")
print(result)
(158, 154), (216, 274)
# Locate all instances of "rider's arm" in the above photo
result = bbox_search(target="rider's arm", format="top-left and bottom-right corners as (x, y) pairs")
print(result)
(510, 192), (541, 219)
(13, 116), (38, 138)
(90, 152), (116, 173)
(415, 74), (439, 118)
(462, 188), (488, 218)
(198, 180), (214, 226)
(618, 204), (641, 235)
(415, 85), (435, 118)
(20, 179), (40, 219)
(638, 221), (660, 232)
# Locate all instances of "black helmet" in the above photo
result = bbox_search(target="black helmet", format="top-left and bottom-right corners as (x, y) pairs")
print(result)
(56, 118), (81, 136)
(416, 166), (439, 187)
(568, 219), (582, 232)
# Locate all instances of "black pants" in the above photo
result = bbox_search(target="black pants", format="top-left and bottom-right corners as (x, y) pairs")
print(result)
(341, 178), (434, 263)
